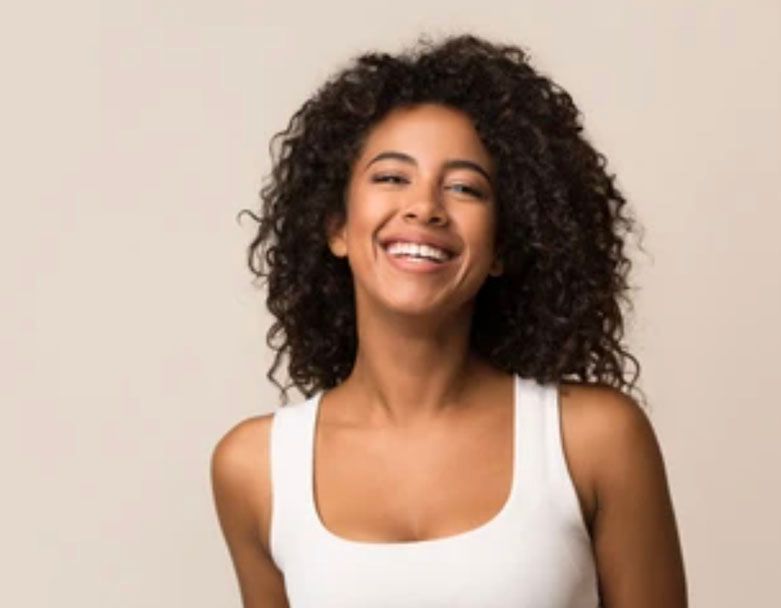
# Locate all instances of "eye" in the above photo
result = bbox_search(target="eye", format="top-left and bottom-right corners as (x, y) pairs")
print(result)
(371, 174), (409, 185)
(448, 183), (486, 199)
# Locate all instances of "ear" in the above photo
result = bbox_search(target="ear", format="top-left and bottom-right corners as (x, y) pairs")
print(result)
(488, 255), (504, 277)
(325, 212), (348, 258)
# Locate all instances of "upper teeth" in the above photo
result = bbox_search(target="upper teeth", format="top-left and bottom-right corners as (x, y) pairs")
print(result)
(385, 241), (451, 261)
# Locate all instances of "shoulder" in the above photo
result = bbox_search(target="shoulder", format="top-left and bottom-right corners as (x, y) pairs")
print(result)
(211, 412), (294, 605)
(210, 413), (277, 554)
(560, 384), (666, 507)
(559, 382), (659, 474)
(211, 413), (276, 485)
(559, 384), (688, 605)
(558, 383), (660, 527)
(559, 382), (653, 444)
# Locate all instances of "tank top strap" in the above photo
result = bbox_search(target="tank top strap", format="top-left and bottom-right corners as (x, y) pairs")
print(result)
(537, 379), (593, 538)
(513, 376), (549, 505)
(268, 395), (320, 572)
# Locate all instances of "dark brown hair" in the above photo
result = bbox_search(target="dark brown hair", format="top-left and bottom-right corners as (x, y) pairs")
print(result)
(239, 32), (647, 407)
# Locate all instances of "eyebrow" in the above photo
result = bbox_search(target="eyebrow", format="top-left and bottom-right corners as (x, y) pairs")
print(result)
(364, 150), (493, 183)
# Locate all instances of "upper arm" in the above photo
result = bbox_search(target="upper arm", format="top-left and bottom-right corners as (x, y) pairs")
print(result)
(587, 388), (688, 608)
(210, 415), (289, 608)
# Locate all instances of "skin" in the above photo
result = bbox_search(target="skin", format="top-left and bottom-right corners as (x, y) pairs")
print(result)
(211, 103), (688, 607)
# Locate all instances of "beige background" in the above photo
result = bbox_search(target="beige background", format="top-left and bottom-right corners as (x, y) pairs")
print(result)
(3, 1), (779, 606)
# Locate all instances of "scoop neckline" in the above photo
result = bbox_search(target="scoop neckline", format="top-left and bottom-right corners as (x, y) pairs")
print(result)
(307, 374), (521, 549)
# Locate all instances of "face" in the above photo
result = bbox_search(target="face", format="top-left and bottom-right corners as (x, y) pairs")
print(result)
(327, 103), (503, 318)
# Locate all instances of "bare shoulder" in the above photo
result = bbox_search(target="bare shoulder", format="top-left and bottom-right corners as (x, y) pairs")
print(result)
(210, 413), (276, 554)
(559, 382), (688, 606)
(559, 382), (653, 445)
(559, 382), (663, 483)
(212, 413), (275, 476)
(211, 413), (290, 607)
(559, 382), (676, 521)
(557, 383), (658, 530)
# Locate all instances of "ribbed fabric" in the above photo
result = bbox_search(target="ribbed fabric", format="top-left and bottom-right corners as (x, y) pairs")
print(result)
(268, 374), (600, 607)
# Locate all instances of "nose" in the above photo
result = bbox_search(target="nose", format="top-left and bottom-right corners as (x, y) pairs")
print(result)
(402, 183), (448, 226)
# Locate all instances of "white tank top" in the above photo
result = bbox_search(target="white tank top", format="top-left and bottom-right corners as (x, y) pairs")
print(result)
(268, 374), (601, 607)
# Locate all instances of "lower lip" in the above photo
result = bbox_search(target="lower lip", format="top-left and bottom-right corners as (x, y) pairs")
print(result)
(381, 246), (456, 273)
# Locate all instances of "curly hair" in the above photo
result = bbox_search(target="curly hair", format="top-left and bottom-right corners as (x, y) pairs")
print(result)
(239, 32), (647, 408)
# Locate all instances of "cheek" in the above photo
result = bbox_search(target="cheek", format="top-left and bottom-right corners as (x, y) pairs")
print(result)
(344, 189), (391, 240)
(460, 207), (497, 251)
(346, 207), (382, 244)
(342, 202), (387, 264)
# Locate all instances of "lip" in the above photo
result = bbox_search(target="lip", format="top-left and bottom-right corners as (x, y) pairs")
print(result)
(378, 232), (460, 258)
(379, 241), (458, 274)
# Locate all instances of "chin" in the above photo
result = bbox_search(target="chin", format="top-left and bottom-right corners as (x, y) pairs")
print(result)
(356, 279), (463, 319)
(381, 293), (455, 318)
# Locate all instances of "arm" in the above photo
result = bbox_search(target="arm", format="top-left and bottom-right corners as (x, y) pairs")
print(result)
(589, 389), (688, 607)
(210, 416), (290, 608)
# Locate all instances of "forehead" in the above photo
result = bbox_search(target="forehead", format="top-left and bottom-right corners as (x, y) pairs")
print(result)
(356, 103), (494, 172)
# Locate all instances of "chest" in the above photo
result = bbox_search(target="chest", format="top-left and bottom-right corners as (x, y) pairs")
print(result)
(313, 409), (515, 543)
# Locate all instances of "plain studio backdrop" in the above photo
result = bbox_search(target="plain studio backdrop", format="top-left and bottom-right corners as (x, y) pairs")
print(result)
(2, 1), (779, 606)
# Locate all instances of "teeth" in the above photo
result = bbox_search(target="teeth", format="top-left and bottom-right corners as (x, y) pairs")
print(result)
(385, 241), (451, 262)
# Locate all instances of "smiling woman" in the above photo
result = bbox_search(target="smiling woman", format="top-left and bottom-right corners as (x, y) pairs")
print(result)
(211, 33), (688, 608)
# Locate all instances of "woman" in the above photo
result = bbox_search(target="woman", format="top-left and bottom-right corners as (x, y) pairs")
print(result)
(211, 33), (687, 607)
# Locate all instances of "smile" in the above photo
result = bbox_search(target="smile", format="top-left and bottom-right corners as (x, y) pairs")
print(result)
(380, 240), (458, 273)
(384, 240), (453, 262)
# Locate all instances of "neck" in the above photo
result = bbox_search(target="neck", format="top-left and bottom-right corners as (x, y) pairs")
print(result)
(337, 297), (494, 427)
